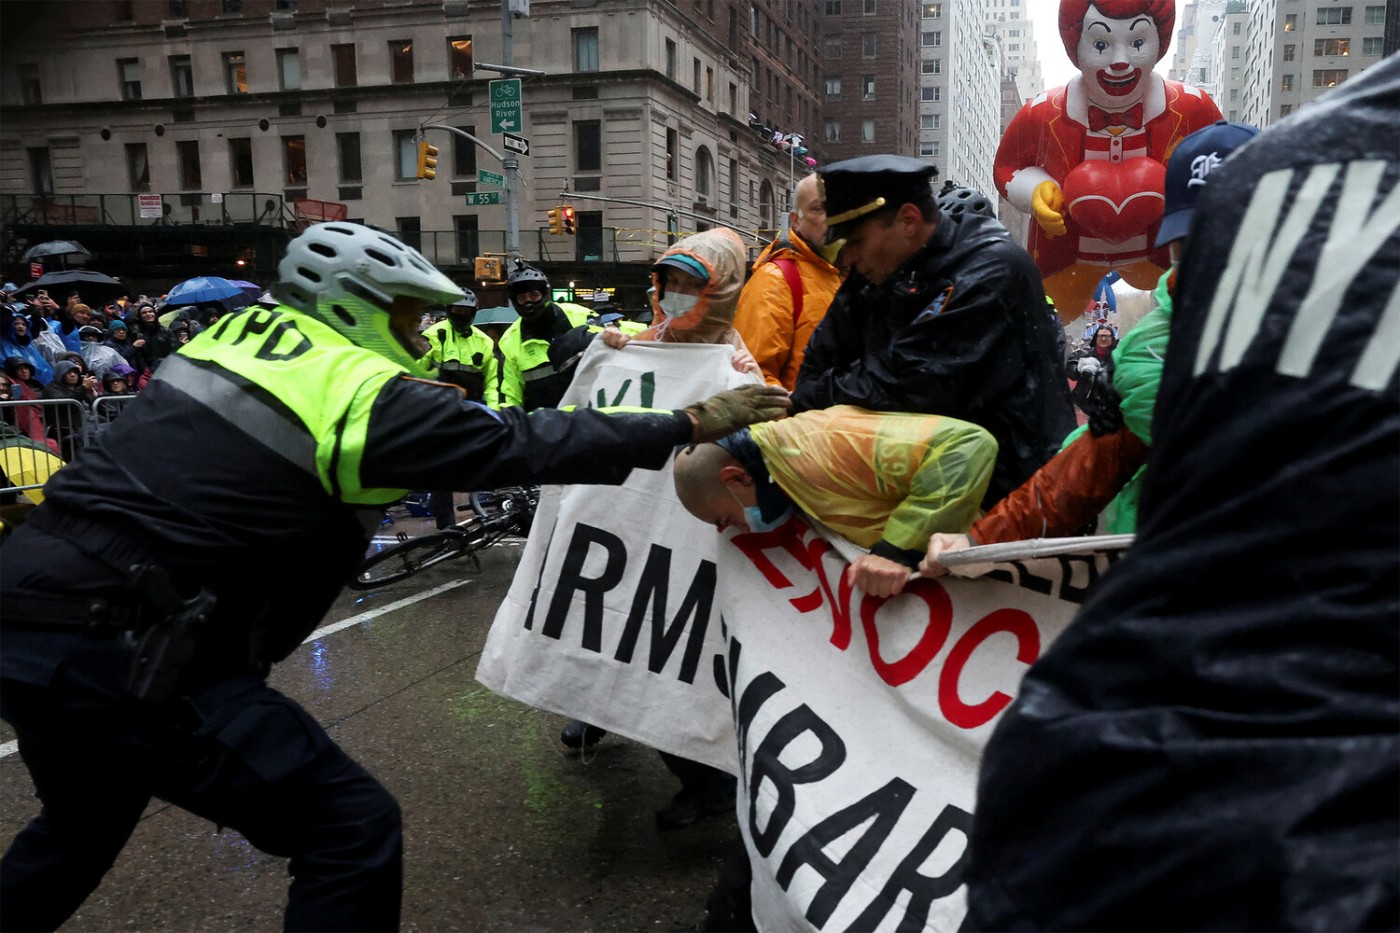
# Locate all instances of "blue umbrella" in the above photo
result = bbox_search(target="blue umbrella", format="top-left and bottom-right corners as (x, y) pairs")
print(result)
(165, 275), (244, 305)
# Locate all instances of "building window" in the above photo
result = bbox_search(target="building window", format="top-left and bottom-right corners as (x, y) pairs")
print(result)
(825, 76), (842, 97)
(1229, 87), (1239, 101)
(825, 36), (842, 57)
(1232, 20), (1241, 34)
(574, 27), (599, 72)
(453, 125), (477, 177)
(824, 119), (841, 142)
(693, 58), (702, 93)
(920, 113), (935, 129)
(1281, 73), (1295, 90)
(454, 215), (479, 263)
(728, 158), (739, 218)
(396, 218), (421, 251)
(575, 120), (601, 172)
(332, 44), (357, 87)
(125, 143), (150, 191)
(394, 130), (417, 181)
(223, 51), (247, 94)
(1231, 46), (1241, 59)
(227, 137), (254, 187)
(28, 147), (54, 195)
(759, 181), (774, 231)
(222, 0), (242, 12)
(863, 0), (876, 12)
(168, 0), (187, 15)
(729, 82), (737, 114)
(1315, 7), (1351, 23)
(923, 2), (941, 16)
(1283, 13), (1297, 30)
(389, 40), (414, 83)
(117, 58), (141, 100)
(1283, 43), (1296, 61)
(336, 133), (361, 183)
(176, 139), (201, 189)
(449, 36), (473, 79)
(920, 141), (941, 157)
(706, 66), (715, 102)
(1315, 37), (1351, 56)
(282, 135), (306, 186)
(1313, 68), (1349, 87)
(276, 0), (297, 8)
(1279, 103), (1293, 116)
(862, 32), (877, 57)
(696, 146), (714, 202)
(861, 118), (876, 142)
(1231, 66), (1241, 80)
(277, 48), (301, 91)
(1362, 36), (1384, 54)
(1364, 4), (1385, 23)
(922, 31), (942, 46)
(169, 55), (193, 97)
(20, 63), (42, 105)
(921, 85), (940, 101)
(665, 39), (677, 79)
(862, 74), (876, 99)
(666, 128), (678, 180)
(825, 0), (841, 13)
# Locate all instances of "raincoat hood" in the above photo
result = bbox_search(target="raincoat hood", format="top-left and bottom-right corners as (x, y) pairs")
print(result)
(648, 228), (747, 344)
(51, 359), (80, 383)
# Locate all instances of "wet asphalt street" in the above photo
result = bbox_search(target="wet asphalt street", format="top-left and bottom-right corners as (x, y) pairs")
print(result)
(0, 532), (741, 932)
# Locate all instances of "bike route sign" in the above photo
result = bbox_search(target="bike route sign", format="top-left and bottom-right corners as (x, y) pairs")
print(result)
(490, 78), (522, 134)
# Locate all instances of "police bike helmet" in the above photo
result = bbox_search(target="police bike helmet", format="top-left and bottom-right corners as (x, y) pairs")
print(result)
(445, 291), (479, 332)
(506, 263), (550, 303)
(935, 180), (995, 221)
(273, 221), (464, 368)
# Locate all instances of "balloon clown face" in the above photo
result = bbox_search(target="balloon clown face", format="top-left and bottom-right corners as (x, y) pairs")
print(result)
(1060, 0), (1174, 111)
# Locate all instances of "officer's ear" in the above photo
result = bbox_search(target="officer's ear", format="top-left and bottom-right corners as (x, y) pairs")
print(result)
(718, 464), (752, 489)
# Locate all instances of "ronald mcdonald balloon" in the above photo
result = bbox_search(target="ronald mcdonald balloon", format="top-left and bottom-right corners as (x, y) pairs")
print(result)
(994, 0), (1221, 322)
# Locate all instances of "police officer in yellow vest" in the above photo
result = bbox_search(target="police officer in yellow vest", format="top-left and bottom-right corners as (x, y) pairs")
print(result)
(419, 291), (496, 405)
(495, 263), (611, 411)
(0, 222), (791, 931)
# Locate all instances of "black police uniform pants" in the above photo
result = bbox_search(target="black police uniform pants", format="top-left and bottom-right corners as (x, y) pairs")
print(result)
(0, 674), (402, 932)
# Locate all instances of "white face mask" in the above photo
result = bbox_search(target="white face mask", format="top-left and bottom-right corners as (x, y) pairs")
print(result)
(659, 293), (699, 318)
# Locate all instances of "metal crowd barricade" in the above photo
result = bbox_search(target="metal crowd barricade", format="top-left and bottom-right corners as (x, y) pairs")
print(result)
(0, 395), (137, 499)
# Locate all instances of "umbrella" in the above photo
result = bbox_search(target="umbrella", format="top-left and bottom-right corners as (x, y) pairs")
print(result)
(0, 438), (66, 506)
(165, 276), (244, 306)
(22, 240), (91, 266)
(230, 279), (263, 297)
(13, 269), (126, 304)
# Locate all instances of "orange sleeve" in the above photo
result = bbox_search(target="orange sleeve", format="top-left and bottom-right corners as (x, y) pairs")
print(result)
(732, 263), (798, 389)
(969, 426), (1150, 545)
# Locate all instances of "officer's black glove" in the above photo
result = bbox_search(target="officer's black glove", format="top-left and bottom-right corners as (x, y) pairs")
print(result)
(546, 325), (596, 373)
(1082, 355), (1124, 437)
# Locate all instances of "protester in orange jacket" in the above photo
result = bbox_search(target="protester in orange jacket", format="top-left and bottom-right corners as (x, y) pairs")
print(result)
(732, 173), (842, 390)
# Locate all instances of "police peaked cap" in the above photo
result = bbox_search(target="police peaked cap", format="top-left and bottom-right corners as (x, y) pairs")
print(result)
(818, 155), (939, 243)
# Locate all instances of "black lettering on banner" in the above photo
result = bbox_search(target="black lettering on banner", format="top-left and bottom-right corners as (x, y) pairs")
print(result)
(540, 522), (626, 651)
(749, 706), (846, 858)
(735, 665), (785, 779)
(775, 777), (916, 928)
(848, 803), (973, 932)
(254, 319), (313, 362)
(613, 546), (717, 684)
(983, 555), (1106, 605)
(522, 516), (560, 632)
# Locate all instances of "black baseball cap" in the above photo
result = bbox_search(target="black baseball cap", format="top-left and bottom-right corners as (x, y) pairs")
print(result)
(1156, 120), (1261, 248)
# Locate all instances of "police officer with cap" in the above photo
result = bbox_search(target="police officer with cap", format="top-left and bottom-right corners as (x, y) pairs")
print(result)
(793, 154), (1074, 510)
(0, 221), (791, 931)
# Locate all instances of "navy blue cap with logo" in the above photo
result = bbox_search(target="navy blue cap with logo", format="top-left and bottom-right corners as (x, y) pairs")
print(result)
(1155, 120), (1261, 248)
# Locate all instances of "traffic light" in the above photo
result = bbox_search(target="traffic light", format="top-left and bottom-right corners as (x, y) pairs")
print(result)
(474, 256), (504, 282)
(415, 140), (439, 180)
(561, 205), (577, 236)
(547, 207), (564, 236)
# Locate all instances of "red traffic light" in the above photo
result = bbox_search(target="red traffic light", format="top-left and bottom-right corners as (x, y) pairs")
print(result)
(561, 205), (577, 235)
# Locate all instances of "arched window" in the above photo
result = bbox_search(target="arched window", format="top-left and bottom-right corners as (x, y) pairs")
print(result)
(759, 180), (775, 233)
(696, 146), (714, 203)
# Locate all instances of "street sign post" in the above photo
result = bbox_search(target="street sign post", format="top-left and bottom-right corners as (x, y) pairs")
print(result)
(502, 133), (530, 156)
(489, 78), (522, 134)
(478, 169), (505, 188)
(464, 192), (503, 206)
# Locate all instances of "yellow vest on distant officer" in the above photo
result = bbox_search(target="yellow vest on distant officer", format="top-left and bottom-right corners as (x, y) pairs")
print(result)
(419, 320), (498, 405)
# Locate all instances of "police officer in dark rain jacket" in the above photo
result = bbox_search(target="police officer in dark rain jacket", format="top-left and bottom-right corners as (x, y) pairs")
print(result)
(0, 222), (790, 932)
(965, 55), (1399, 931)
(792, 156), (1075, 507)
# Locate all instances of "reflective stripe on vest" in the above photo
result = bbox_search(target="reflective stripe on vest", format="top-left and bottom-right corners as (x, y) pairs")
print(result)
(166, 305), (407, 505)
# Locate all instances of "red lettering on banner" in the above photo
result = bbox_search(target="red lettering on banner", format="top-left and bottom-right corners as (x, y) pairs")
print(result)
(732, 517), (855, 649)
(937, 608), (1041, 729)
(858, 582), (953, 687)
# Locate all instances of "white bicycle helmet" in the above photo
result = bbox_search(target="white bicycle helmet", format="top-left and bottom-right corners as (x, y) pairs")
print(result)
(273, 222), (465, 367)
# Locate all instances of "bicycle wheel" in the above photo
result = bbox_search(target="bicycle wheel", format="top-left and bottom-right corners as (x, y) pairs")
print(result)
(349, 531), (467, 590)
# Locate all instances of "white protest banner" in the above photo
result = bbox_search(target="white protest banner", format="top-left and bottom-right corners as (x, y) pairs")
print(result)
(475, 340), (753, 772)
(715, 517), (1122, 933)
